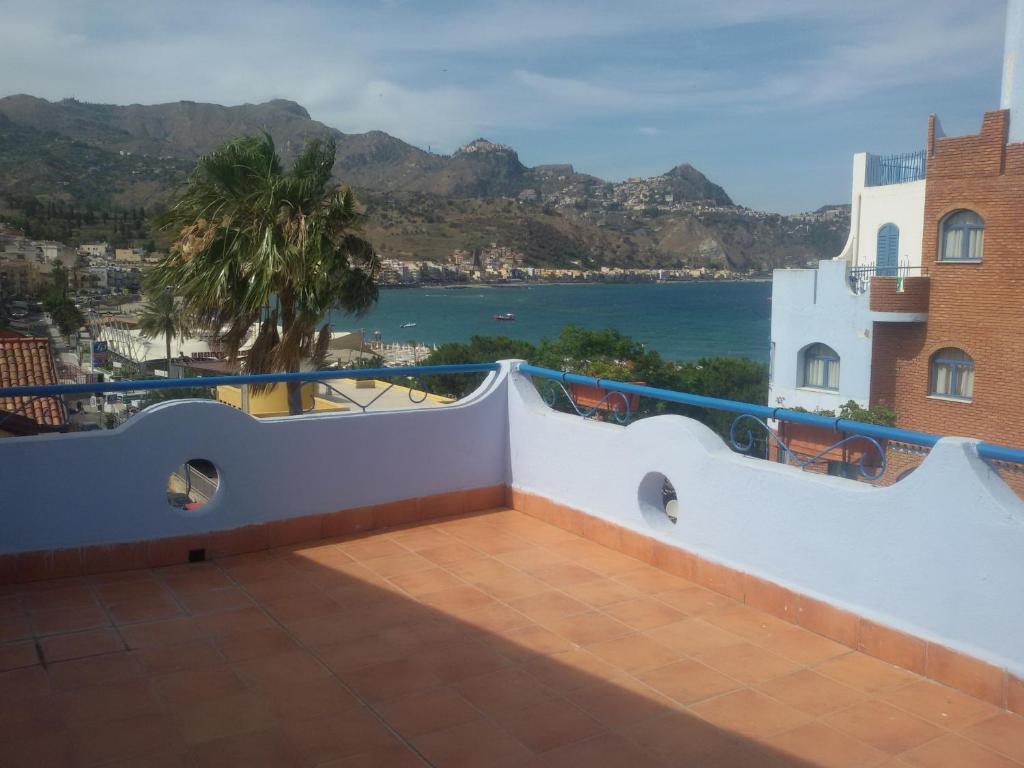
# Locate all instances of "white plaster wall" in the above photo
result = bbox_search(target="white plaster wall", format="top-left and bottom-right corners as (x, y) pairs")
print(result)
(769, 260), (873, 411)
(838, 153), (924, 269)
(0, 367), (510, 552)
(854, 178), (926, 270)
(507, 368), (1024, 675)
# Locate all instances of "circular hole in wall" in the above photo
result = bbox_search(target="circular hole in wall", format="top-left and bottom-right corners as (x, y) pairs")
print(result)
(167, 459), (220, 512)
(637, 471), (679, 530)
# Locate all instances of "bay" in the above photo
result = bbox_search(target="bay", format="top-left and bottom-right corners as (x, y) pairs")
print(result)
(329, 281), (772, 362)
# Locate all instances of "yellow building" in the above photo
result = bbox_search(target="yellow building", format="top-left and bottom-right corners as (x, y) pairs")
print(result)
(216, 382), (349, 417)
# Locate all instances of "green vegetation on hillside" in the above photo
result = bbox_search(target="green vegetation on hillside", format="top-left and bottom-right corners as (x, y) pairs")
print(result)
(1, 193), (158, 248)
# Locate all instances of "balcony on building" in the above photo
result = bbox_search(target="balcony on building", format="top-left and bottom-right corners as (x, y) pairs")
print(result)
(863, 150), (927, 187)
(851, 263), (931, 320)
(1, 362), (1023, 766)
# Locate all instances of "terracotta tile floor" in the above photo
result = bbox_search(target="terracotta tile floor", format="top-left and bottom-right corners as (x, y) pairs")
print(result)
(1, 507), (1023, 768)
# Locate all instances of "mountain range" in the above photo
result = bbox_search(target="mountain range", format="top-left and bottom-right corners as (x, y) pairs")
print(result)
(0, 94), (848, 270)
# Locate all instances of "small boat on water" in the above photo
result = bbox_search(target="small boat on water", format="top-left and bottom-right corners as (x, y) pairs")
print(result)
(401, 322), (417, 328)
(494, 313), (516, 321)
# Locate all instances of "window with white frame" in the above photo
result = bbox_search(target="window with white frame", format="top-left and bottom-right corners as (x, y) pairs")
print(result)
(940, 210), (984, 262)
(930, 348), (974, 400)
(801, 343), (840, 390)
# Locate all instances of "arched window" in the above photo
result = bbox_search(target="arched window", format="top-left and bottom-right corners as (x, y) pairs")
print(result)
(802, 343), (840, 390)
(930, 348), (974, 400)
(940, 210), (984, 262)
(876, 223), (899, 276)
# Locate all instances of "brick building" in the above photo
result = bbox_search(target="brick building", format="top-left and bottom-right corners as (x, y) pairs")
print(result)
(768, 3), (1024, 488)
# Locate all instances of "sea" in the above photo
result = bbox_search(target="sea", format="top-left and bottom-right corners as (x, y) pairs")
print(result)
(329, 281), (772, 362)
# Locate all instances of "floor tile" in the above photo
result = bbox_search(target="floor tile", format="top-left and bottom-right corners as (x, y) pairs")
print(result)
(456, 666), (557, 716)
(282, 710), (400, 765)
(0, 640), (40, 671)
(879, 678), (1000, 729)
(694, 641), (802, 684)
(192, 727), (301, 768)
(635, 658), (742, 705)
(823, 699), (945, 754)
(689, 688), (814, 739)
(815, 651), (917, 693)
(508, 591), (590, 623)
(174, 690), (275, 745)
(601, 597), (686, 630)
(962, 714), (1024, 764)
(762, 721), (888, 767)
(533, 731), (665, 768)
(653, 586), (734, 615)
(106, 594), (183, 625)
(39, 627), (123, 663)
(153, 665), (246, 708)
(30, 604), (108, 636)
(542, 611), (633, 646)
(375, 686), (484, 737)
(412, 718), (534, 768)
(899, 733), (1021, 768)
(500, 698), (607, 753)
(586, 633), (682, 672)
(645, 617), (743, 655)
(566, 674), (680, 728)
(70, 712), (182, 766)
(758, 668), (867, 715)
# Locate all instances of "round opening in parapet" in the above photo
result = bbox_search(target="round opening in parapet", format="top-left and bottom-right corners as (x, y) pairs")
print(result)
(167, 459), (220, 513)
(638, 471), (679, 531)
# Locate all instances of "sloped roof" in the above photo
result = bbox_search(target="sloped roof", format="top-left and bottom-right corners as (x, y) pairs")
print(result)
(0, 336), (67, 427)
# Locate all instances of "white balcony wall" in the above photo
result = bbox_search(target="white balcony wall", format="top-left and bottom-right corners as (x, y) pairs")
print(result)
(839, 153), (925, 270)
(769, 260), (873, 412)
(507, 367), (1024, 677)
(0, 370), (510, 552)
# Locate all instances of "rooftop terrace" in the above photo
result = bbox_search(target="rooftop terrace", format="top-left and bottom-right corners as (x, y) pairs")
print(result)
(1, 362), (1023, 767)
(4, 507), (1023, 768)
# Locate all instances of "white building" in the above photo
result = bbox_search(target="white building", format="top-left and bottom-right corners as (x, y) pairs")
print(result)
(769, 151), (926, 412)
(80, 242), (111, 258)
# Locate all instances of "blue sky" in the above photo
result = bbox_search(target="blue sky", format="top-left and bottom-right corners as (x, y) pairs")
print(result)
(0, 0), (1009, 212)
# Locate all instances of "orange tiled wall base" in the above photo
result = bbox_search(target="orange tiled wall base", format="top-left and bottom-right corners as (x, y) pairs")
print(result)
(0, 485), (506, 586)
(507, 487), (1024, 717)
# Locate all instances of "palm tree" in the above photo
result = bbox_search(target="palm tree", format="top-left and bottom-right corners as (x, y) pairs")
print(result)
(148, 133), (380, 414)
(138, 286), (190, 375)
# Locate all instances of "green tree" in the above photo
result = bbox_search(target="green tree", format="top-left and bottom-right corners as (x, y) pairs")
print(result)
(423, 335), (537, 397)
(39, 263), (85, 338)
(148, 133), (380, 414)
(138, 284), (191, 373)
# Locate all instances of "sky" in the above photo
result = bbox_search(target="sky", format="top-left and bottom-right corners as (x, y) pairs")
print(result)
(0, 0), (1010, 213)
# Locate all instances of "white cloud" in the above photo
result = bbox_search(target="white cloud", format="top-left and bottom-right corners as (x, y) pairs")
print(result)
(0, 0), (1007, 157)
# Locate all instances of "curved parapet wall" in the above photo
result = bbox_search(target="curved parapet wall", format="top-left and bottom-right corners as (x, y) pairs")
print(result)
(0, 365), (511, 559)
(506, 365), (1024, 697)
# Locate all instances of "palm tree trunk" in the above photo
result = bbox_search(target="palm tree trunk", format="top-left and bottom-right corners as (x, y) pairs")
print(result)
(165, 328), (172, 378)
(279, 287), (304, 416)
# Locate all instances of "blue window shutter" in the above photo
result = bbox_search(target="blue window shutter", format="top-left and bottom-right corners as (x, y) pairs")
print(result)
(877, 224), (899, 276)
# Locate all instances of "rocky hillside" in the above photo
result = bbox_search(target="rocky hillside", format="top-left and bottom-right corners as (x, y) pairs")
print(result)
(0, 94), (848, 270)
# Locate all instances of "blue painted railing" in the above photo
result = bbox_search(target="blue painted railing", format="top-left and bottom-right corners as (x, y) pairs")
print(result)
(5, 360), (1023, 471)
(519, 364), (1024, 470)
(865, 150), (926, 187)
(0, 364), (499, 399)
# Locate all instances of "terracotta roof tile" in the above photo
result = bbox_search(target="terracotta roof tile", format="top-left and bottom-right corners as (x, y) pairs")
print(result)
(0, 336), (67, 427)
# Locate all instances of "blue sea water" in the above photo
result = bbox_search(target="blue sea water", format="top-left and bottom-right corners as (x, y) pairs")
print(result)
(329, 281), (772, 362)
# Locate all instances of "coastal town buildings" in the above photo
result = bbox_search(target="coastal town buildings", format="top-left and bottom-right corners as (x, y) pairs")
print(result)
(768, 1), (1024, 485)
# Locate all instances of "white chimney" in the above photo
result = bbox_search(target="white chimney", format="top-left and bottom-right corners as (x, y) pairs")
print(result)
(1002, 0), (1024, 142)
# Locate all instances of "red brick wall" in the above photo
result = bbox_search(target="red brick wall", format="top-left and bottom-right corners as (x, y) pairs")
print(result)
(871, 110), (1024, 448)
(869, 276), (930, 314)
